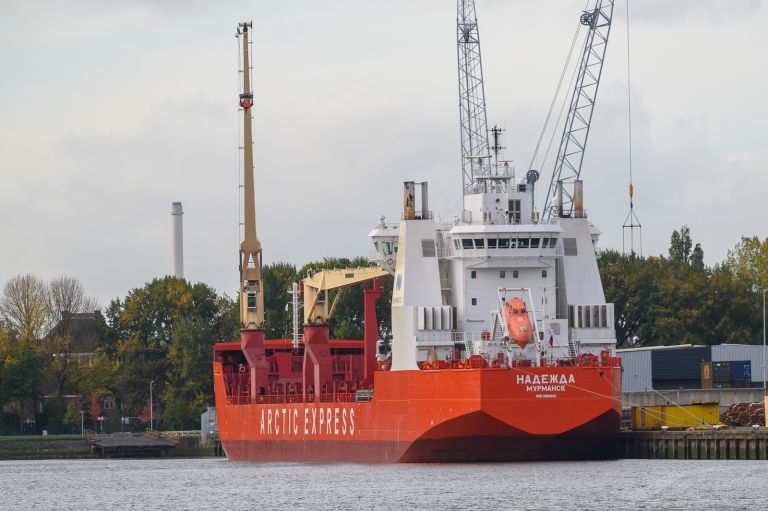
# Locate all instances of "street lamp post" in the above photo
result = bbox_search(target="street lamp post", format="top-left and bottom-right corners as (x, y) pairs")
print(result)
(762, 289), (766, 396)
(150, 380), (154, 431)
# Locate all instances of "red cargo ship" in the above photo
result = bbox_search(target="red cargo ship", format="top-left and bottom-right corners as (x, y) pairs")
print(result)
(215, 18), (623, 462)
(213, 306), (623, 463)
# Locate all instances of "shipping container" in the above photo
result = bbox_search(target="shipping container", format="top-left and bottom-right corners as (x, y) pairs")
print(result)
(712, 361), (731, 383)
(630, 403), (720, 430)
(712, 344), (766, 385)
(701, 361), (713, 389)
(730, 360), (752, 382)
(651, 346), (711, 382)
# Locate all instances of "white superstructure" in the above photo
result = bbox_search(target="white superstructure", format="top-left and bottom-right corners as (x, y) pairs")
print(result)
(369, 177), (617, 366)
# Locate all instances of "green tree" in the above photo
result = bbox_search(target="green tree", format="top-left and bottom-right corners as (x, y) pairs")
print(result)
(163, 317), (217, 429)
(726, 235), (768, 291)
(102, 277), (235, 421)
(669, 225), (693, 264)
(262, 262), (299, 339)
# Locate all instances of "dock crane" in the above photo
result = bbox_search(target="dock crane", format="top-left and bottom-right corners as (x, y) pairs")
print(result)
(236, 22), (269, 399)
(300, 267), (387, 395)
(542, 0), (615, 220)
(457, 0), (492, 196)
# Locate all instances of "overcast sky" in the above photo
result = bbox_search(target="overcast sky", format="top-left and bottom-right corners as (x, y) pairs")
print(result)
(1, 0), (766, 307)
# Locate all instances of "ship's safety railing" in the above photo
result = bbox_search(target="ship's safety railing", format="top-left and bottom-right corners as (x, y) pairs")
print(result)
(222, 371), (375, 405)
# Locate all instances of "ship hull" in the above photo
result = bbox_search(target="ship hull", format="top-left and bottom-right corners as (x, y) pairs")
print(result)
(214, 362), (622, 463)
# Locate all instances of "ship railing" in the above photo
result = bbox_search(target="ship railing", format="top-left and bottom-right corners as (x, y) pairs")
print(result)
(355, 389), (373, 401)
(401, 210), (433, 220)
(232, 392), (366, 405)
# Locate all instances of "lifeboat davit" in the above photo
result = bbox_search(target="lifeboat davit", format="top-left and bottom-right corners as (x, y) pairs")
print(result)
(504, 297), (533, 350)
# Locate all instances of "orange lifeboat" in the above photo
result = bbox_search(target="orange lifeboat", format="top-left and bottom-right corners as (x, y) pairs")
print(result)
(504, 297), (533, 350)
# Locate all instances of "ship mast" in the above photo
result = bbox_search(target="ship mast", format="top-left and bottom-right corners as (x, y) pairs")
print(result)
(237, 22), (264, 330)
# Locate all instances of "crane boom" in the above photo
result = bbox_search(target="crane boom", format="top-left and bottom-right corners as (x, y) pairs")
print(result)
(237, 22), (265, 330)
(542, 0), (615, 220)
(457, 0), (491, 196)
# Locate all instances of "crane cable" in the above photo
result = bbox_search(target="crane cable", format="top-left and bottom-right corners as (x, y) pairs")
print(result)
(527, 16), (583, 175)
(626, 0), (635, 206)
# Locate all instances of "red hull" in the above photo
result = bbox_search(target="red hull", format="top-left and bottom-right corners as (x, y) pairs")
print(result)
(214, 362), (622, 463)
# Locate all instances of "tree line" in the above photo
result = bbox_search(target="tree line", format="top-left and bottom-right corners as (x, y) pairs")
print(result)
(600, 226), (767, 348)
(0, 257), (391, 434)
(1, 230), (765, 434)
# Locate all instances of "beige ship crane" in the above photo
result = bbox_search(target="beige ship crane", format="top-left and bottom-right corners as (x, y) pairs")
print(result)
(302, 267), (387, 325)
(237, 21), (264, 330)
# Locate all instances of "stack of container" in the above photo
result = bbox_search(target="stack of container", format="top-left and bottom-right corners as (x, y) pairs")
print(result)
(731, 361), (752, 388)
(709, 360), (751, 389)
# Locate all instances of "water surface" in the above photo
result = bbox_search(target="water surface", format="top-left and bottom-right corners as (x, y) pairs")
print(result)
(1, 458), (765, 510)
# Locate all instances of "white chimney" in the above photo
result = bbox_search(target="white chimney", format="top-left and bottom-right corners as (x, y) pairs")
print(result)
(171, 202), (184, 278)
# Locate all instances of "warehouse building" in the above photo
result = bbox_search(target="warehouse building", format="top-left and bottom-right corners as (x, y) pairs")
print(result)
(617, 344), (766, 393)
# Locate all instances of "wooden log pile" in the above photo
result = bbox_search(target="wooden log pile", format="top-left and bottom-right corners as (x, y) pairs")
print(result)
(720, 402), (766, 427)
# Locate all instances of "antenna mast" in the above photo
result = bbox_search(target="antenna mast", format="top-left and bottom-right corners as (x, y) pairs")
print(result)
(542, 0), (615, 220)
(457, 0), (491, 196)
(237, 22), (265, 330)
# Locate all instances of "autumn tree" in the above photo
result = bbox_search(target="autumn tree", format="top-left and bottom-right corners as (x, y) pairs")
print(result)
(726, 236), (768, 291)
(0, 274), (49, 340)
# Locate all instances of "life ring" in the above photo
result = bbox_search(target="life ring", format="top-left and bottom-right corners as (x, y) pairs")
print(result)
(481, 330), (491, 341)
(238, 364), (246, 373)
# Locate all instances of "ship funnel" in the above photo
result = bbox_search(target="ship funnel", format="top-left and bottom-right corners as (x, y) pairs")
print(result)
(403, 181), (416, 220)
(574, 180), (584, 217)
(403, 181), (431, 220)
(556, 181), (564, 218)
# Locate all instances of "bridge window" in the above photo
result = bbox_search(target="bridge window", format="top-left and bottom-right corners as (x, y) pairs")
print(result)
(500, 271), (505, 278)
(488, 238), (497, 249)
(518, 238), (530, 249)
(462, 238), (473, 249)
(530, 238), (540, 249)
(470, 271), (477, 279)
(498, 238), (510, 248)
(471, 298), (477, 306)
(475, 238), (485, 249)
(513, 270), (519, 278)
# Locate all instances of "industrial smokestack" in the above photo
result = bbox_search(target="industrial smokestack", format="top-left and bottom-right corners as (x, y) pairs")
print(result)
(171, 202), (184, 278)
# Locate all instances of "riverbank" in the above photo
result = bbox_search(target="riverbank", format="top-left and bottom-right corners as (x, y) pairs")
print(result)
(0, 435), (220, 460)
(0, 435), (94, 460)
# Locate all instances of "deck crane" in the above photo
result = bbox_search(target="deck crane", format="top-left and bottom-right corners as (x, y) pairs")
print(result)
(457, 0), (492, 196)
(542, 0), (615, 220)
(236, 22), (269, 398)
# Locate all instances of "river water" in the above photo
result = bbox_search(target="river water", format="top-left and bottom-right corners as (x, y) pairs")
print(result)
(0, 458), (766, 510)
